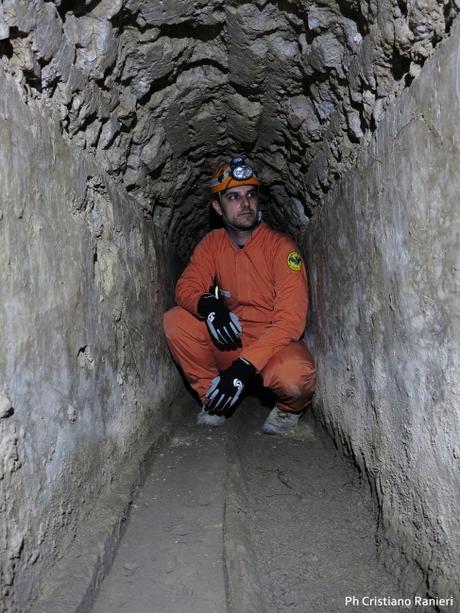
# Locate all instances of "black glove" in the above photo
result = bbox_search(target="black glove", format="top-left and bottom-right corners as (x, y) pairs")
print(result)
(197, 293), (242, 348)
(204, 358), (256, 416)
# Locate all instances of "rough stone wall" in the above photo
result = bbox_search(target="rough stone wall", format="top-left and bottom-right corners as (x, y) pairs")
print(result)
(0, 1), (459, 609)
(0, 66), (177, 613)
(0, 1), (458, 261)
(304, 21), (460, 607)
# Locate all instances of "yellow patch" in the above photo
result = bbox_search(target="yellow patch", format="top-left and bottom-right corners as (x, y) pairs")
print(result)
(287, 251), (302, 271)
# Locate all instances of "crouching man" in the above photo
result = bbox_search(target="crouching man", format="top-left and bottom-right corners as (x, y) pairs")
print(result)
(163, 156), (316, 434)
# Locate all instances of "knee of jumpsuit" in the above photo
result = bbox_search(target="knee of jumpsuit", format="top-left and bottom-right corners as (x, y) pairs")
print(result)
(162, 306), (240, 401)
(260, 342), (317, 413)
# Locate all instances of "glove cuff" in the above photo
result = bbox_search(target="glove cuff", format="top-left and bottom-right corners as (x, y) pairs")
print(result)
(236, 357), (256, 379)
(197, 293), (218, 318)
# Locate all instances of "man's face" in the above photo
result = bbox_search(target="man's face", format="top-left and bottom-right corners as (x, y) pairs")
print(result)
(212, 185), (259, 230)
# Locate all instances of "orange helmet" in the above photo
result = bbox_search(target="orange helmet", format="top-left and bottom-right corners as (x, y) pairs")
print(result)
(209, 156), (261, 194)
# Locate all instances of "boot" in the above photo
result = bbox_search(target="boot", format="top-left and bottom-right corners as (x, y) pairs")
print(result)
(262, 405), (303, 434)
(196, 407), (226, 427)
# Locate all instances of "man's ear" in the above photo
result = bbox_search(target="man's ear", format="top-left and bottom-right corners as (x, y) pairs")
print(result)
(211, 197), (223, 217)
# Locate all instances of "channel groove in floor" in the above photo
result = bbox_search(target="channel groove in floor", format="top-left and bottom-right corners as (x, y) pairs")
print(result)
(91, 397), (407, 613)
(91, 406), (228, 613)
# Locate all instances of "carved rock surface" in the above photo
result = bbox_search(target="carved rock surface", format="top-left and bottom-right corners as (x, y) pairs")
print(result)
(0, 0), (457, 258)
(305, 23), (460, 609)
(0, 66), (177, 613)
(0, 2), (459, 612)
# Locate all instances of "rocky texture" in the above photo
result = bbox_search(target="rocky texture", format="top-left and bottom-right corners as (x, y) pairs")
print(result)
(0, 66), (178, 613)
(0, 1), (459, 611)
(0, 1), (458, 260)
(304, 20), (460, 609)
(91, 398), (401, 613)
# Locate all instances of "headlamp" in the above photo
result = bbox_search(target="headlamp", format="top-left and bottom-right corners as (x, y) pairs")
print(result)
(209, 155), (260, 192)
(229, 156), (254, 181)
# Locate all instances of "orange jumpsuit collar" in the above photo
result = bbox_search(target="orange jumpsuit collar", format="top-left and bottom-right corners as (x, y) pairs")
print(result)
(224, 221), (266, 251)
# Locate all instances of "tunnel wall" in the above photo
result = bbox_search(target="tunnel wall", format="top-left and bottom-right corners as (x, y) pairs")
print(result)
(0, 66), (177, 612)
(305, 21), (460, 605)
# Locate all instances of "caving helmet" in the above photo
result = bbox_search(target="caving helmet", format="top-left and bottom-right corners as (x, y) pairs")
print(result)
(209, 156), (261, 194)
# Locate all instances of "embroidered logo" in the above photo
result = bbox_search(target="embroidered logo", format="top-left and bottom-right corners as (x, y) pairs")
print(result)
(233, 378), (243, 390)
(287, 251), (302, 271)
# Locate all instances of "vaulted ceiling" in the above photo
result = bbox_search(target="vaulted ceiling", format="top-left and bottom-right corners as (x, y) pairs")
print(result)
(0, 0), (457, 258)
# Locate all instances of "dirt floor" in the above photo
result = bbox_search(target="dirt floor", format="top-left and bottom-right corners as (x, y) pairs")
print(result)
(90, 395), (415, 613)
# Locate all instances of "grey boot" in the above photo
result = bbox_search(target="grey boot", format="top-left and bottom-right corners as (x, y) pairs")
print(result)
(196, 408), (226, 427)
(262, 406), (303, 434)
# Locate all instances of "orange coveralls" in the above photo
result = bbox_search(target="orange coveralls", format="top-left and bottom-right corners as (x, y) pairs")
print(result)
(163, 222), (316, 413)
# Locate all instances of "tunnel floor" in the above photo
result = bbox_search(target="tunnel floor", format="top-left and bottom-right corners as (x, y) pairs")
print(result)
(90, 396), (406, 613)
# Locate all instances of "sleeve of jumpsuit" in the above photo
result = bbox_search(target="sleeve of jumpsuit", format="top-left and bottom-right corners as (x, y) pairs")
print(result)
(239, 240), (309, 372)
(175, 234), (216, 317)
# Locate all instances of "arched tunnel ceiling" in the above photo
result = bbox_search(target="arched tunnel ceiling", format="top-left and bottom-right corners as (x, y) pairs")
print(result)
(0, 0), (458, 260)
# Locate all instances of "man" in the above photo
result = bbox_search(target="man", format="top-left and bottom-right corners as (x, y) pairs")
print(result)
(163, 156), (316, 434)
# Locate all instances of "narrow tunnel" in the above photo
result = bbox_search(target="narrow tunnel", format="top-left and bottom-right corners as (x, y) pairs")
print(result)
(0, 1), (459, 612)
